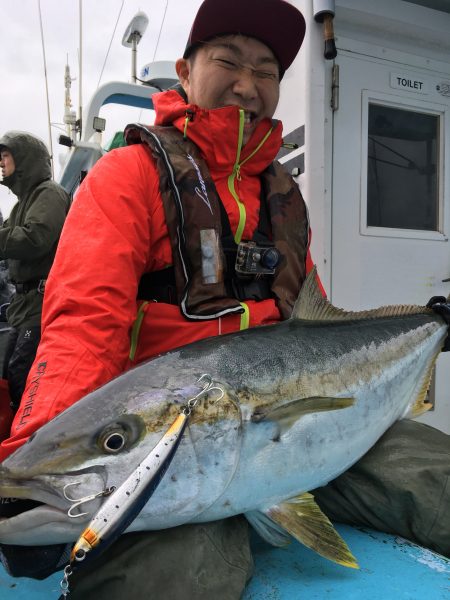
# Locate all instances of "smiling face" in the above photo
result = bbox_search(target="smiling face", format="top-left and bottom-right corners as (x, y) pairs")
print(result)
(0, 148), (15, 179)
(176, 35), (281, 145)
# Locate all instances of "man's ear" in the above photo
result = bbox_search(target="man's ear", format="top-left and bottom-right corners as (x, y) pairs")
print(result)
(175, 58), (190, 95)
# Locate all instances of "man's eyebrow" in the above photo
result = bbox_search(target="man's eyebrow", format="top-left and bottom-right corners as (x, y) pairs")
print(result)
(207, 41), (279, 67)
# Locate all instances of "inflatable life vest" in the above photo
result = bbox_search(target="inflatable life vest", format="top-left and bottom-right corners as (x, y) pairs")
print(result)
(125, 124), (309, 320)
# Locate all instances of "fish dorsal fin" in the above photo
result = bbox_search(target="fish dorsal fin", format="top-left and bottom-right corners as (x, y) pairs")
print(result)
(265, 493), (359, 569)
(293, 267), (430, 322)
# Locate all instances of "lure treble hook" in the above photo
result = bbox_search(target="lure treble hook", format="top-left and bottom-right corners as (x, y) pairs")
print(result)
(63, 482), (116, 518)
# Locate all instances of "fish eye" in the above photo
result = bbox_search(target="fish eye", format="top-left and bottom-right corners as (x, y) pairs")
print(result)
(98, 425), (129, 454)
(102, 432), (126, 453)
(97, 416), (145, 454)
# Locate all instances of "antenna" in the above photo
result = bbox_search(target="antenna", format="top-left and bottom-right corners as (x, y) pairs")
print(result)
(78, 0), (83, 139)
(121, 11), (149, 83)
(63, 61), (77, 143)
(37, 0), (54, 178)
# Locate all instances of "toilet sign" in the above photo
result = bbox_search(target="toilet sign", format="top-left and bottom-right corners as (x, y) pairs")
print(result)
(390, 72), (429, 94)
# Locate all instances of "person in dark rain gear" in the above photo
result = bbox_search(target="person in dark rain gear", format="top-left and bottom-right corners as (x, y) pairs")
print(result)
(0, 131), (70, 410)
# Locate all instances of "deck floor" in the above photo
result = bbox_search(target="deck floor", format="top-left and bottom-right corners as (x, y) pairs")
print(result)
(1, 525), (449, 599)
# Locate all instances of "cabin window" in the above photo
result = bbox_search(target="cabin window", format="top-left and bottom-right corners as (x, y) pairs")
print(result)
(367, 103), (439, 231)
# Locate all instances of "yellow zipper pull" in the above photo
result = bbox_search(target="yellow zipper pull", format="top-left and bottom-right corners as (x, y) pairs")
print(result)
(183, 110), (194, 140)
(183, 118), (189, 139)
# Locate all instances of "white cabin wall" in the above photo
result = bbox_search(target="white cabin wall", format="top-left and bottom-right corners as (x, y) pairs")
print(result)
(331, 0), (450, 433)
(277, 1), (450, 433)
(335, 0), (450, 65)
(277, 0), (450, 295)
(276, 0), (334, 293)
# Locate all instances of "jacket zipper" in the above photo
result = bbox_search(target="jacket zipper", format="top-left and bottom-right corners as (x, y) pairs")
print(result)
(227, 110), (274, 331)
(227, 110), (274, 245)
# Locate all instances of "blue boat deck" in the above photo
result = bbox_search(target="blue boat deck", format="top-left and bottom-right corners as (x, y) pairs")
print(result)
(1, 525), (449, 599)
(245, 525), (449, 600)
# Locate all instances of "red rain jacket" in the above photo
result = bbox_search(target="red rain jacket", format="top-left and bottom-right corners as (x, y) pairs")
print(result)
(0, 89), (317, 461)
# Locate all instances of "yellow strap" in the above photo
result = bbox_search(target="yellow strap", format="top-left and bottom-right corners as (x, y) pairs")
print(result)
(239, 302), (250, 330)
(129, 301), (149, 361)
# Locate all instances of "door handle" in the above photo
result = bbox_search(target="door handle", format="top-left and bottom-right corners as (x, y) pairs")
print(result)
(442, 277), (450, 282)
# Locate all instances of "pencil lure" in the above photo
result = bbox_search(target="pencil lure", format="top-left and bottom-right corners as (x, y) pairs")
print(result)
(70, 410), (189, 565)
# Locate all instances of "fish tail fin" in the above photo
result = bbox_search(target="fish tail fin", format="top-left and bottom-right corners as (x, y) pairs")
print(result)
(254, 493), (359, 569)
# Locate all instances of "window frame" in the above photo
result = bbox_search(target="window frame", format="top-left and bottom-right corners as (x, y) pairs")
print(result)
(360, 90), (447, 241)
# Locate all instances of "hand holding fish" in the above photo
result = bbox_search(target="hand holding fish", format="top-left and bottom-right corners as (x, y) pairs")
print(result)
(427, 296), (450, 350)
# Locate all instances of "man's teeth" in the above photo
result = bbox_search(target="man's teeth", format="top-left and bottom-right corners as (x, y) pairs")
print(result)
(244, 112), (253, 124)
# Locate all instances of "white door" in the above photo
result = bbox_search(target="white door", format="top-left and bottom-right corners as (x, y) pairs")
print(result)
(332, 51), (450, 433)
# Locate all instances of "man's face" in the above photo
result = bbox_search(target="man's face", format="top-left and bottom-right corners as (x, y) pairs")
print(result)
(176, 35), (280, 145)
(0, 149), (15, 179)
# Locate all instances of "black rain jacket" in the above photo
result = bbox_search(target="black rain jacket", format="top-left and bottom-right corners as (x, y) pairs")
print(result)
(0, 131), (70, 327)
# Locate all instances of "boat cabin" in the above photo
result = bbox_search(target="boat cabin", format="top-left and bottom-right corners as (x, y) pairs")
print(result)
(279, 0), (450, 434)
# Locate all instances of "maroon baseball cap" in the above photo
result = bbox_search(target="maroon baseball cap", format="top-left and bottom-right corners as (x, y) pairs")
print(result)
(183, 0), (306, 79)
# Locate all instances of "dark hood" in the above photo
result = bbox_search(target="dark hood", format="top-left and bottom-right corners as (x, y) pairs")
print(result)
(0, 131), (52, 200)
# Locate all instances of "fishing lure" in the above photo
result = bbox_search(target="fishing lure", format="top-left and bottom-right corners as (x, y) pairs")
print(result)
(60, 374), (223, 597)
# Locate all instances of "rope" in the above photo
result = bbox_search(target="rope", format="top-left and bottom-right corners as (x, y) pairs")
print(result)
(97, 0), (126, 88)
(152, 0), (169, 61)
(138, 0), (170, 123)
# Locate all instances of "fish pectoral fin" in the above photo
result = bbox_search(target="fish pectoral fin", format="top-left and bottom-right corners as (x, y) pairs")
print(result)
(265, 492), (359, 569)
(252, 397), (354, 435)
(245, 510), (291, 547)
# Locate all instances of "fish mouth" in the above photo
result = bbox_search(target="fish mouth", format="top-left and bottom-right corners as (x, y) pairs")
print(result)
(0, 503), (86, 545)
(0, 468), (108, 545)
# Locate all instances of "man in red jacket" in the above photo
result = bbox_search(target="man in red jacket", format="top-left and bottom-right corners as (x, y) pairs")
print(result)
(0, 1), (314, 461)
(0, 0), (448, 597)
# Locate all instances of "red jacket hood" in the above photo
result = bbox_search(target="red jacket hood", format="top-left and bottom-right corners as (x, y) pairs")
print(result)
(153, 88), (284, 176)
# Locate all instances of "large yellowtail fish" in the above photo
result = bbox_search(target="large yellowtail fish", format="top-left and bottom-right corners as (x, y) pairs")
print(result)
(0, 270), (447, 568)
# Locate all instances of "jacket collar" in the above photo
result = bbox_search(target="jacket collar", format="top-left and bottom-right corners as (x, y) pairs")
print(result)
(153, 89), (283, 176)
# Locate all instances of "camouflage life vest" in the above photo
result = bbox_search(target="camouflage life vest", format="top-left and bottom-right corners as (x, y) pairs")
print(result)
(125, 124), (309, 320)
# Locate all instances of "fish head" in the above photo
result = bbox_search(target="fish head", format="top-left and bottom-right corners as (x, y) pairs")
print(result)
(0, 365), (241, 545)
(0, 384), (152, 543)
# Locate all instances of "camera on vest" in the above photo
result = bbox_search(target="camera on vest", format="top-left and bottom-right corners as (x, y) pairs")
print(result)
(235, 241), (281, 278)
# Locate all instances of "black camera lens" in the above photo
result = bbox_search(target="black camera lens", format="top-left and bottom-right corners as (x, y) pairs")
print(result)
(261, 248), (280, 269)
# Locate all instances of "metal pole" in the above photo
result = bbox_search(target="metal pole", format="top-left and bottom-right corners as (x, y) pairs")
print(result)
(78, 0), (83, 139)
(132, 36), (137, 83)
(37, 0), (54, 178)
